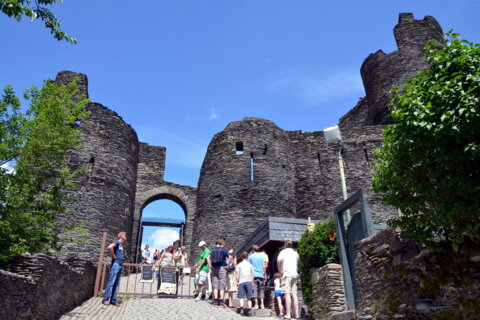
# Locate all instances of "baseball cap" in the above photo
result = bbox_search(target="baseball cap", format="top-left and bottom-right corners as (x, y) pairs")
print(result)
(198, 241), (206, 247)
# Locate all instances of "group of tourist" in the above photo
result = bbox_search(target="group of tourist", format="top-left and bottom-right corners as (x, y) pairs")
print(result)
(142, 244), (190, 285)
(194, 238), (300, 319)
(101, 232), (300, 319)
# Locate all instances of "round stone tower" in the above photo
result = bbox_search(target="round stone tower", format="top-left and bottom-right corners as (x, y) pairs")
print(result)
(361, 13), (444, 125)
(56, 71), (139, 262)
(192, 118), (297, 249)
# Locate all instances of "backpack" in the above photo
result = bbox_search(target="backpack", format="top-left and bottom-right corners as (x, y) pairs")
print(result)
(210, 247), (225, 266)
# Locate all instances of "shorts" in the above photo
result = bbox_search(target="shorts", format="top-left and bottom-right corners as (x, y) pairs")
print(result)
(281, 276), (298, 294)
(274, 289), (283, 298)
(211, 266), (227, 290)
(197, 271), (209, 285)
(226, 271), (237, 292)
(253, 277), (265, 299)
(237, 282), (253, 299)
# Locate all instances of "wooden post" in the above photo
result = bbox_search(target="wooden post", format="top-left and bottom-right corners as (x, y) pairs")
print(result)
(94, 232), (108, 297)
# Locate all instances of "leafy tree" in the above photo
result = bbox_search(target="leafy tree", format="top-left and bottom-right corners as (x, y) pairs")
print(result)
(372, 32), (480, 250)
(297, 218), (339, 311)
(0, 79), (89, 269)
(0, 0), (76, 43)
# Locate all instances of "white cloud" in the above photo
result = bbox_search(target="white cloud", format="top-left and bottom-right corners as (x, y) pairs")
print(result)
(208, 108), (219, 120)
(148, 228), (179, 251)
(270, 69), (364, 105)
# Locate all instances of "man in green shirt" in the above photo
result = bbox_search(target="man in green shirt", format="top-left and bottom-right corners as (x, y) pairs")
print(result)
(194, 241), (210, 301)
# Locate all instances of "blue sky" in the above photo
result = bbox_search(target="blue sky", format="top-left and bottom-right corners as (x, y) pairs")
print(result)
(1, 1), (479, 249)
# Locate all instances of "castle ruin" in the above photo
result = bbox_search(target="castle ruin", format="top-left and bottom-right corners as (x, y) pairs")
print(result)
(57, 13), (444, 261)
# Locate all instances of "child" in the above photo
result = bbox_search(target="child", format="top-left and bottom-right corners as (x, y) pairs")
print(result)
(274, 273), (285, 317)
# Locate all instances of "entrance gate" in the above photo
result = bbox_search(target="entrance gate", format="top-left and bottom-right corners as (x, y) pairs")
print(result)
(333, 190), (375, 310)
(93, 232), (195, 298)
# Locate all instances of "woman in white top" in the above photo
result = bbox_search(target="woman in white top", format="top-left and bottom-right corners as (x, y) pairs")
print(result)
(225, 245), (238, 308)
(159, 246), (175, 267)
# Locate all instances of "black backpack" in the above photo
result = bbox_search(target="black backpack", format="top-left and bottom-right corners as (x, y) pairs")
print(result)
(210, 247), (225, 266)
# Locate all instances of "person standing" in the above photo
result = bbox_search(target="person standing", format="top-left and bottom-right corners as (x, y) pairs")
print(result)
(142, 244), (151, 264)
(225, 245), (238, 308)
(276, 240), (300, 319)
(194, 241), (210, 301)
(159, 245), (175, 267)
(273, 272), (285, 317)
(157, 245), (175, 293)
(248, 244), (267, 309)
(207, 239), (231, 307)
(236, 251), (254, 317)
(175, 246), (189, 285)
(102, 232), (127, 306)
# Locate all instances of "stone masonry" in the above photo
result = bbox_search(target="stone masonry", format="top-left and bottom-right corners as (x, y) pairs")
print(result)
(310, 264), (347, 320)
(354, 228), (480, 319)
(52, 13), (443, 263)
(54, 72), (197, 263)
(191, 13), (443, 251)
(0, 254), (96, 320)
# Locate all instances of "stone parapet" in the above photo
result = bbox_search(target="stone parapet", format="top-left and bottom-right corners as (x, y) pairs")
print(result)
(311, 264), (347, 320)
(0, 254), (96, 320)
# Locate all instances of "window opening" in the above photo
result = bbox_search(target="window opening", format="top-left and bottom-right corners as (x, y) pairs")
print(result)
(317, 151), (323, 175)
(250, 152), (254, 181)
(263, 144), (268, 155)
(235, 141), (244, 155)
(363, 142), (370, 166)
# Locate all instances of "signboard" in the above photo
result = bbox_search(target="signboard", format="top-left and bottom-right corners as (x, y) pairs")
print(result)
(307, 217), (315, 232)
(140, 265), (154, 283)
(307, 222), (315, 232)
(158, 267), (177, 294)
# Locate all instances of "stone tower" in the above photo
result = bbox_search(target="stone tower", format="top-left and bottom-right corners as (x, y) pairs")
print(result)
(361, 13), (444, 125)
(56, 71), (140, 260)
(193, 118), (297, 248)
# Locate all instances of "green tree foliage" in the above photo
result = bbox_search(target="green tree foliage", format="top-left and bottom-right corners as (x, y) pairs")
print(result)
(0, 79), (89, 269)
(297, 218), (339, 309)
(372, 32), (480, 250)
(0, 0), (76, 43)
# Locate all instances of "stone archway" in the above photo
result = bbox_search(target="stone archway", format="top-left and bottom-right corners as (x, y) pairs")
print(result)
(132, 183), (197, 262)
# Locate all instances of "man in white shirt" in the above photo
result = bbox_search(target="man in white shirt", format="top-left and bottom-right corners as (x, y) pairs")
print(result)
(276, 240), (300, 320)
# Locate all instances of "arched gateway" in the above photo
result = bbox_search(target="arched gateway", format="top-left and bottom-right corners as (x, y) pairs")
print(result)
(132, 184), (197, 261)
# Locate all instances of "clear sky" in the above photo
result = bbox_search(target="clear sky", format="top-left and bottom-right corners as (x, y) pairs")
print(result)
(1, 1), (478, 251)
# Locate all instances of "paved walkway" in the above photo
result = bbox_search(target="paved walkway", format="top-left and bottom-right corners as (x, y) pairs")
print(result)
(60, 297), (280, 320)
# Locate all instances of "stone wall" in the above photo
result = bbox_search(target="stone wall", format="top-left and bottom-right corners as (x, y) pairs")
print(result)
(354, 228), (480, 319)
(310, 264), (347, 320)
(0, 254), (96, 320)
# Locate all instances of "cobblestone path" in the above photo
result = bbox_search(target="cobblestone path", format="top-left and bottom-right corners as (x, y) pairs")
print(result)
(60, 297), (279, 320)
